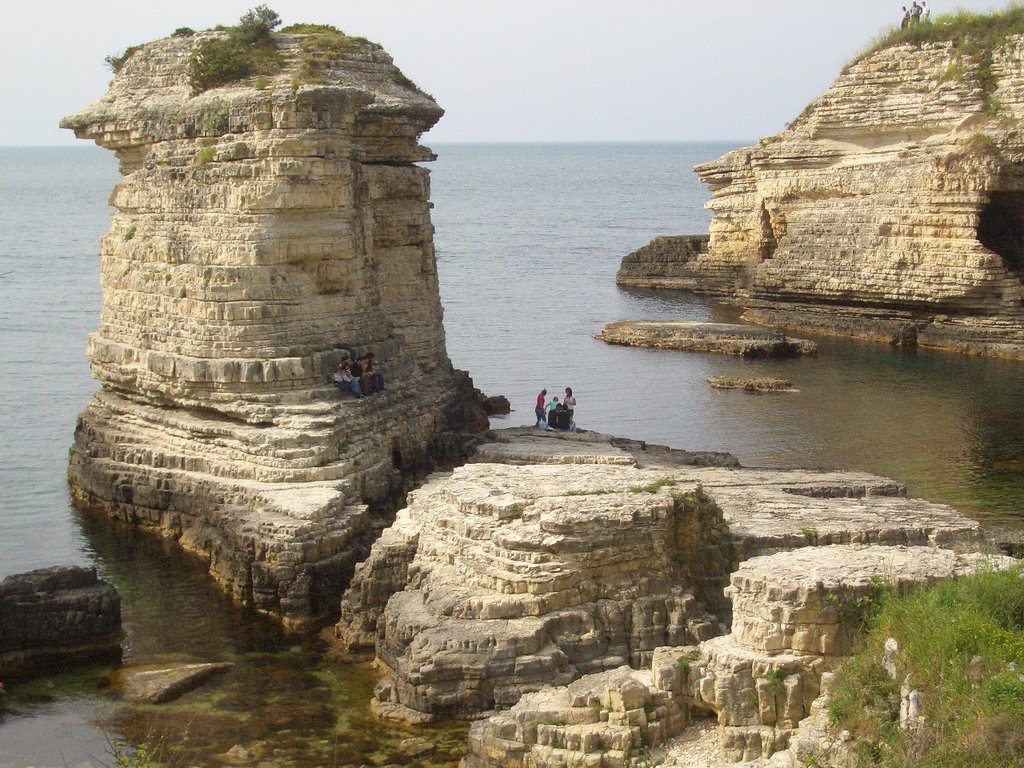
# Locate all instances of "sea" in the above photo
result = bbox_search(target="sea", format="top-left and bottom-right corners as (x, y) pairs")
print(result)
(1, 142), (1022, 767)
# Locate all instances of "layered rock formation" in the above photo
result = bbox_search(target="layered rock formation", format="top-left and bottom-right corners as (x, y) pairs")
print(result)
(0, 566), (122, 681)
(336, 428), (986, 729)
(596, 321), (817, 358)
(60, 28), (486, 629)
(619, 33), (1024, 358)
(461, 545), (1017, 768)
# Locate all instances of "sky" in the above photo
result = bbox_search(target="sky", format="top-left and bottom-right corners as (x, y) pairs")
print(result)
(0, 0), (1014, 146)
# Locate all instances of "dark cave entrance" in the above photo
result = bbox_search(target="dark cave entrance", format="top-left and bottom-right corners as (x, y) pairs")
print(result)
(978, 191), (1024, 274)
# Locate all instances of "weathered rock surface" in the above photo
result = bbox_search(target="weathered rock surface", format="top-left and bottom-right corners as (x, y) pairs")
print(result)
(596, 321), (817, 358)
(618, 37), (1024, 358)
(617, 235), (731, 293)
(707, 377), (796, 393)
(461, 544), (1016, 768)
(60, 28), (487, 629)
(337, 429), (985, 727)
(119, 661), (234, 703)
(0, 566), (121, 681)
(689, 546), (1017, 763)
(463, 653), (690, 768)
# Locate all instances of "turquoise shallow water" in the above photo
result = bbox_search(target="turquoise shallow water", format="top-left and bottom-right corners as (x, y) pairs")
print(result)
(0, 143), (1021, 766)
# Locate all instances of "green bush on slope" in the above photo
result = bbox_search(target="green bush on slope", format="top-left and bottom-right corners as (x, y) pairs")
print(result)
(828, 565), (1024, 768)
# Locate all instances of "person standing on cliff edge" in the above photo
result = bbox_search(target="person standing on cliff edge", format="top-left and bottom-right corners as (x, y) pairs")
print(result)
(535, 389), (547, 428)
(563, 387), (576, 424)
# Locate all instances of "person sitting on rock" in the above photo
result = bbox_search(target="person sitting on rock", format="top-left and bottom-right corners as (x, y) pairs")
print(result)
(546, 397), (559, 425)
(333, 357), (362, 398)
(356, 353), (384, 394)
(364, 352), (385, 392)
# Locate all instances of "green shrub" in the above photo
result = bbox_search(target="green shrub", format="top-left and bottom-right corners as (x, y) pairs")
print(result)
(195, 147), (215, 166)
(187, 6), (283, 94)
(105, 45), (142, 73)
(828, 565), (1024, 767)
(236, 4), (281, 46)
(198, 99), (229, 134)
(172, 27), (195, 38)
(123, 225), (137, 242)
(628, 478), (677, 494)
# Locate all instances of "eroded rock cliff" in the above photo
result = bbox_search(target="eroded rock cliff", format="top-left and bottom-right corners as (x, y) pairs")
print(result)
(620, 30), (1024, 358)
(60, 27), (486, 630)
(336, 428), (984, 727)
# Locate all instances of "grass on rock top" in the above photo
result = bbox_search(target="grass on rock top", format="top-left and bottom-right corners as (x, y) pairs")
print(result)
(846, 5), (1024, 113)
(828, 565), (1024, 768)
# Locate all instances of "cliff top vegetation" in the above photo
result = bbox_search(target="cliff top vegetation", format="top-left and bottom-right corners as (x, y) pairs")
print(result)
(828, 565), (1024, 767)
(104, 5), (399, 96)
(853, 4), (1024, 64)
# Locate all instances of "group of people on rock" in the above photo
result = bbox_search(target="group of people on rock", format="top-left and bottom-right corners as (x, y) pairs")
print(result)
(900, 2), (930, 28)
(535, 387), (577, 431)
(333, 350), (385, 398)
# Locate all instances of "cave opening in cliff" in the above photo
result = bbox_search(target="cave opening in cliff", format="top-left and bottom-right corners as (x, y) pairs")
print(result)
(978, 191), (1024, 274)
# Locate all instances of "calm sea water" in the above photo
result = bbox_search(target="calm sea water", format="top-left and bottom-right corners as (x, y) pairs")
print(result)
(0, 143), (1022, 766)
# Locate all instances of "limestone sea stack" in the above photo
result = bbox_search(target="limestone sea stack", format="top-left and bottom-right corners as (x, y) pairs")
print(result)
(619, 21), (1024, 358)
(60, 24), (487, 630)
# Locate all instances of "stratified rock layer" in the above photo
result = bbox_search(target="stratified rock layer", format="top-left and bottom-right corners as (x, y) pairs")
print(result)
(60, 30), (485, 629)
(690, 546), (1016, 763)
(0, 566), (122, 681)
(460, 543), (1016, 768)
(596, 321), (817, 358)
(621, 37), (1024, 357)
(337, 429), (985, 725)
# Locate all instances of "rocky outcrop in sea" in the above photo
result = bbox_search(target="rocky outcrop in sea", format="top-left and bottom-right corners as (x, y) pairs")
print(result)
(60, 27), (488, 630)
(0, 566), (121, 681)
(618, 32), (1024, 358)
(335, 427), (994, 756)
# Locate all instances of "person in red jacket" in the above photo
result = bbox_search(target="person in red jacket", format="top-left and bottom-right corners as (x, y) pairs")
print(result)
(535, 389), (547, 428)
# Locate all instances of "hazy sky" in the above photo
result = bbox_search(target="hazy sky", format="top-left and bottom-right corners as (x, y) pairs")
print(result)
(0, 0), (1012, 146)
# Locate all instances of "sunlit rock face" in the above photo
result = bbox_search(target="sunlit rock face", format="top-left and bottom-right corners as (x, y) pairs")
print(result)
(626, 38), (1024, 358)
(60, 30), (486, 630)
(336, 428), (984, 725)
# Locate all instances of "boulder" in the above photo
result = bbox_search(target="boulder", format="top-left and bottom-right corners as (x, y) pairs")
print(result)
(119, 661), (234, 704)
(0, 566), (121, 681)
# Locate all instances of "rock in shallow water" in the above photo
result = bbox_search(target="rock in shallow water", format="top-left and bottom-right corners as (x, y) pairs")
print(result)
(0, 566), (121, 682)
(596, 321), (817, 358)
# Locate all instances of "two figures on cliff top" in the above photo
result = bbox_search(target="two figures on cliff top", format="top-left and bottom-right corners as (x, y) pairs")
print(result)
(535, 387), (576, 432)
(333, 349), (384, 398)
(901, 2), (929, 29)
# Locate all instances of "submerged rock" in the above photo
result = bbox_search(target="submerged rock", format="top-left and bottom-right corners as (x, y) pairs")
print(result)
(0, 566), (121, 681)
(707, 376), (796, 393)
(60, 24), (488, 630)
(596, 321), (817, 358)
(119, 661), (234, 704)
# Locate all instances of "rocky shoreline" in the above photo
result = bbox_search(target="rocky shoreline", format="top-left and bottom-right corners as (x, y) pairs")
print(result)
(331, 427), (1010, 766)
(614, 34), (1024, 359)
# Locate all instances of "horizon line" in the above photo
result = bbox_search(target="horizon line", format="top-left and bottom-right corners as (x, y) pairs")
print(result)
(0, 138), (756, 150)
